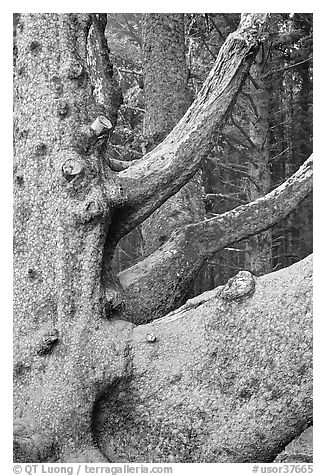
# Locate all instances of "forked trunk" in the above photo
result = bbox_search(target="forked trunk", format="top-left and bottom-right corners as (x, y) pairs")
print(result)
(13, 14), (310, 464)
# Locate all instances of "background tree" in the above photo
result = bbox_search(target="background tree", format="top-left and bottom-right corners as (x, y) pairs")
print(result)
(141, 13), (206, 258)
(13, 13), (312, 464)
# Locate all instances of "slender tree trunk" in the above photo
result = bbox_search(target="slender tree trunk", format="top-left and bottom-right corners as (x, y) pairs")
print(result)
(245, 47), (273, 275)
(270, 65), (287, 270)
(283, 64), (297, 267)
(140, 13), (205, 255)
(296, 57), (313, 259)
(87, 14), (122, 127)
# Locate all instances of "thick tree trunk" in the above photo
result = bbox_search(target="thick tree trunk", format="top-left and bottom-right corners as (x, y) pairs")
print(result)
(95, 255), (312, 463)
(141, 14), (205, 255)
(120, 156), (312, 324)
(13, 13), (129, 462)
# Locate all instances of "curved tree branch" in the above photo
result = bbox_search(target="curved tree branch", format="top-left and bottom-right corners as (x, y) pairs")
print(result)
(107, 14), (268, 246)
(183, 155), (312, 257)
(119, 155), (312, 324)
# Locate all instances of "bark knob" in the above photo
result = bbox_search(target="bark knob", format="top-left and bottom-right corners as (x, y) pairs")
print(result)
(146, 333), (157, 343)
(90, 116), (113, 137)
(62, 158), (85, 182)
(37, 328), (59, 356)
(221, 270), (256, 300)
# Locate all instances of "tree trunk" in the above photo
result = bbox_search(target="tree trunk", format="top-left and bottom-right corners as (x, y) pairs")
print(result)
(13, 13), (311, 464)
(13, 13), (130, 462)
(95, 255), (312, 463)
(244, 47), (273, 275)
(141, 13), (205, 255)
(87, 14), (122, 128)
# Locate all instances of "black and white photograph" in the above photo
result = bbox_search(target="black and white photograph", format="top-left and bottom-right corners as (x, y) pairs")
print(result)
(12, 6), (314, 471)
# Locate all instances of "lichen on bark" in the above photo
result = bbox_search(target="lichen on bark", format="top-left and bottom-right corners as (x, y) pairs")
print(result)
(13, 13), (129, 462)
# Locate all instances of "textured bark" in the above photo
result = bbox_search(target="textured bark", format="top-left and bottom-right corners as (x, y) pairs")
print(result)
(13, 13), (131, 462)
(87, 14), (122, 127)
(108, 14), (268, 249)
(142, 14), (190, 142)
(120, 156), (312, 324)
(141, 13), (206, 255)
(245, 48), (273, 275)
(15, 13), (308, 464)
(95, 255), (312, 463)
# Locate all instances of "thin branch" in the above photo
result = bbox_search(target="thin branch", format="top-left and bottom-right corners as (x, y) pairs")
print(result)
(199, 31), (217, 59)
(121, 104), (145, 114)
(261, 41), (273, 73)
(107, 14), (125, 30)
(219, 180), (246, 191)
(211, 157), (248, 173)
(208, 14), (226, 41)
(122, 14), (142, 47)
(240, 91), (259, 119)
(244, 174), (261, 192)
(261, 130), (269, 151)
(206, 193), (246, 204)
(230, 113), (256, 149)
(270, 147), (290, 162)
(225, 247), (244, 252)
(116, 244), (134, 259)
(118, 67), (143, 77)
(248, 73), (260, 89)
(262, 57), (313, 79)
(186, 14), (196, 37)
(110, 144), (143, 158)
(208, 260), (244, 269)
(118, 109), (133, 129)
